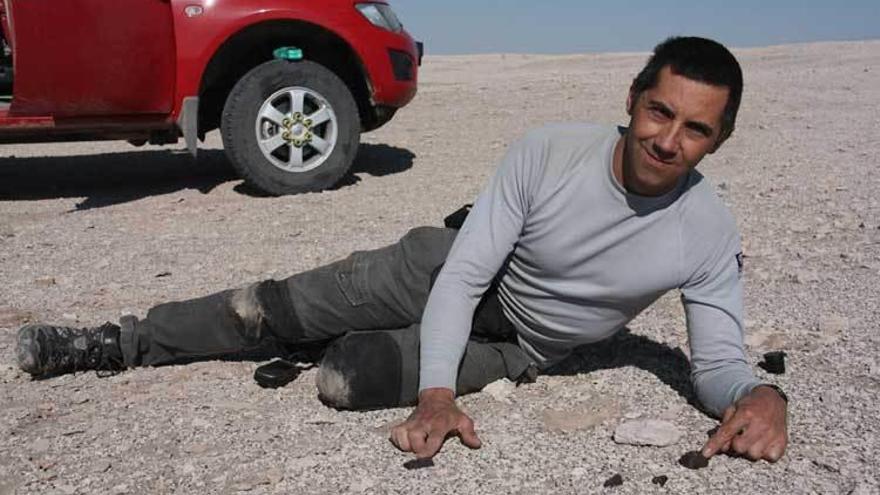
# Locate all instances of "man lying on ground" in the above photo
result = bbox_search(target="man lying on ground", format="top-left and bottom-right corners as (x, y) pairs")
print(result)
(16, 36), (787, 463)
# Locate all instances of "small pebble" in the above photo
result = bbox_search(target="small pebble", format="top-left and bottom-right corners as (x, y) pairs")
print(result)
(652, 475), (668, 486)
(679, 451), (709, 469)
(603, 473), (623, 487)
(403, 458), (434, 470)
(759, 351), (786, 374)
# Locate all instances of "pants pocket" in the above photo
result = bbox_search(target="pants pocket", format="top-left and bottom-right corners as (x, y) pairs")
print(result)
(335, 252), (370, 306)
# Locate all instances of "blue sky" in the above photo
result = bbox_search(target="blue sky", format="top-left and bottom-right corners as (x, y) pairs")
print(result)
(393, 1), (880, 54)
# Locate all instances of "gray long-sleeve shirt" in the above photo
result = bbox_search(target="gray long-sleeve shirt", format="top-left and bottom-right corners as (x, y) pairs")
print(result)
(419, 123), (761, 416)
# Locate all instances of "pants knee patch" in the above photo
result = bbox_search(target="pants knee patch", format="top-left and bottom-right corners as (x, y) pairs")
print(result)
(230, 284), (265, 336)
(316, 332), (404, 410)
(230, 280), (302, 343)
(315, 363), (353, 409)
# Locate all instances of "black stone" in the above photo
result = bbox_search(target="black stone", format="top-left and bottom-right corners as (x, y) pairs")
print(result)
(403, 458), (434, 470)
(651, 475), (669, 487)
(679, 451), (709, 469)
(758, 351), (786, 374)
(603, 473), (623, 487)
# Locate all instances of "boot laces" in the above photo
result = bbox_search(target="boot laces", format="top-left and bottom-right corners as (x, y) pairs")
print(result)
(45, 324), (122, 377)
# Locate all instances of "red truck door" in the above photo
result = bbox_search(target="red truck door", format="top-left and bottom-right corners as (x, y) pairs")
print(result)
(7, 0), (176, 117)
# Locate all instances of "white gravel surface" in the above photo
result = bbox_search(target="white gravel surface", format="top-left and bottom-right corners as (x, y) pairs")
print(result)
(1, 41), (879, 494)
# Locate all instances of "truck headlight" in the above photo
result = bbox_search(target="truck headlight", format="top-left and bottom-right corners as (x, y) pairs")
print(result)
(355, 3), (403, 33)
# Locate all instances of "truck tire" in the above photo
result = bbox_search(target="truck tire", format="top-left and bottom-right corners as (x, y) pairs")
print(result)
(221, 60), (360, 195)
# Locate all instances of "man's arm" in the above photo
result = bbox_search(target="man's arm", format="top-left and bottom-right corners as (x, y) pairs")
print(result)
(390, 133), (544, 459)
(681, 230), (788, 462)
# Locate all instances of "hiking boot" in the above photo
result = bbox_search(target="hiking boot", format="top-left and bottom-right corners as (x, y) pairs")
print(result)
(16, 322), (125, 377)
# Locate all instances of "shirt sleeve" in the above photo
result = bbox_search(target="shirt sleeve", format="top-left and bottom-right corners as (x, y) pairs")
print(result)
(680, 229), (762, 417)
(418, 134), (544, 392)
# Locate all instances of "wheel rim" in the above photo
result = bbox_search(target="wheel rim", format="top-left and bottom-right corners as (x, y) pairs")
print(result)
(255, 86), (339, 173)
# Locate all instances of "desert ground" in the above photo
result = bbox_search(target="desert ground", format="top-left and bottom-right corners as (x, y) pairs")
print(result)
(0, 41), (878, 494)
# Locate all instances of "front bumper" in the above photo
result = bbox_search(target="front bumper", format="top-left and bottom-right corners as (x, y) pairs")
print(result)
(359, 28), (421, 108)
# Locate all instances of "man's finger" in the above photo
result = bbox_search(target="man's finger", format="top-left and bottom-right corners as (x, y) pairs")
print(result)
(702, 413), (749, 458)
(764, 439), (786, 463)
(408, 428), (428, 456)
(704, 406), (736, 455)
(457, 417), (482, 449)
(390, 425), (411, 452)
(722, 406), (736, 424)
(730, 418), (768, 457)
(717, 407), (736, 454)
(745, 436), (770, 461)
(417, 428), (447, 460)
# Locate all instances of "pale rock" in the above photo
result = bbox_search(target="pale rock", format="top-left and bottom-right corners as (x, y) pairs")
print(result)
(818, 315), (848, 335)
(287, 457), (319, 471)
(31, 438), (51, 453)
(570, 467), (587, 477)
(348, 476), (377, 493)
(660, 406), (683, 421)
(746, 327), (787, 349)
(190, 417), (212, 429)
(868, 359), (880, 377)
(184, 442), (209, 454)
(34, 277), (56, 288)
(265, 467), (284, 485)
(788, 222), (811, 234)
(482, 378), (515, 403)
(251, 431), (275, 444)
(613, 419), (682, 447)
(793, 270), (820, 284)
(541, 400), (619, 432)
(230, 473), (271, 492)
(849, 483), (878, 495)
(90, 459), (111, 473)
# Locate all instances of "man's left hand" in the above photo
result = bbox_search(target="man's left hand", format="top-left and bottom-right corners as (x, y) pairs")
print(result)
(701, 385), (788, 462)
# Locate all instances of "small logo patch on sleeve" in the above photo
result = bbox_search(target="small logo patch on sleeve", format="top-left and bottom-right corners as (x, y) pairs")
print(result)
(735, 252), (744, 277)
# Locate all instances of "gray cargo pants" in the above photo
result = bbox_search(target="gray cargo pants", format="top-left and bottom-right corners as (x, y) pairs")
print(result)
(117, 227), (534, 410)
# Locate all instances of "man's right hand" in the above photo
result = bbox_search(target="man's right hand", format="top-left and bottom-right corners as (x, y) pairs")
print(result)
(389, 387), (482, 459)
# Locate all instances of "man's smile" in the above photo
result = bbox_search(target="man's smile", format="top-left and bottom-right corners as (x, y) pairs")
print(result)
(640, 142), (675, 167)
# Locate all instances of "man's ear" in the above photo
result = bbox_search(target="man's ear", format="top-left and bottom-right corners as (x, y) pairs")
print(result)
(626, 85), (636, 116)
(709, 126), (733, 154)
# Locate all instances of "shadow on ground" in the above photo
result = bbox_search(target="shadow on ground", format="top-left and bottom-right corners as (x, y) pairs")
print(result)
(0, 143), (415, 209)
(545, 328), (705, 413)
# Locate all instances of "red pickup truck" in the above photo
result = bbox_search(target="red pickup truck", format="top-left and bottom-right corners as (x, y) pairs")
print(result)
(0, 0), (421, 195)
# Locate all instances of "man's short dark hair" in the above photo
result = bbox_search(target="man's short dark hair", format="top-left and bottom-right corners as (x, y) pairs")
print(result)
(631, 36), (743, 143)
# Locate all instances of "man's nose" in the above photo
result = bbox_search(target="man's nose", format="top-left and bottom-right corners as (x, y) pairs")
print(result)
(653, 126), (679, 159)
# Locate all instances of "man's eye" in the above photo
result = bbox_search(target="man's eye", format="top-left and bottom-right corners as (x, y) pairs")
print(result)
(649, 108), (667, 119)
(685, 127), (710, 139)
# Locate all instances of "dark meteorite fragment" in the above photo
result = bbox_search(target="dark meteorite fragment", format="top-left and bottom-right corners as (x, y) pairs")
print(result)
(678, 451), (709, 469)
(758, 351), (786, 374)
(603, 473), (623, 487)
(403, 458), (434, 470)
(651, 475), (669, 486)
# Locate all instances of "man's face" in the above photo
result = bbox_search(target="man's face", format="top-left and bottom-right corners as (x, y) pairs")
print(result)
(622, 65), (730, 196)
